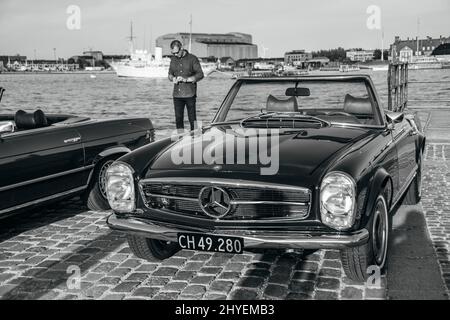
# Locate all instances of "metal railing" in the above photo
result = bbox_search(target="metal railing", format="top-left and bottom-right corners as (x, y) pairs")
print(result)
(387, 63), (408, 112)
(387, 63), (450, 109)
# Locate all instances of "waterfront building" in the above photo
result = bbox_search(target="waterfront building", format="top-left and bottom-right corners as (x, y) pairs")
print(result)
(0, 55), (27, 67)
(218, 57), (235, 70)
(83, 51), (104, 61)
(284, 50), (313, 66)
(432, 43), (450, 63)
(390, 35), (450, 63)
(346, 50), (375, 62)
(156, 32), (258, 60)
(305, 57), (331, 69)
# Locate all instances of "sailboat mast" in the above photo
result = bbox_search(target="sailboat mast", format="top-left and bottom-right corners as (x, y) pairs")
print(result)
(127, 21), (136, 53)
(416, 17), (420, 56)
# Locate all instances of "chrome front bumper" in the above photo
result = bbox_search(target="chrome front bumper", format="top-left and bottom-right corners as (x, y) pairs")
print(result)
(107, 214), (369, 250)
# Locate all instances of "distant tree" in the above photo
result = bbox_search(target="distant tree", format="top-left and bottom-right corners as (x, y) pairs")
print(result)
(311, 47), (347, 62)
(373, 49), (389, 61)
(374, 49), (382, 60)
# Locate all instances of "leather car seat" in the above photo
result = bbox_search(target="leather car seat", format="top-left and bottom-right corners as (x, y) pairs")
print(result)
(14, 109), (48, 130)
(266, 95), (299, 112)
(343, 94), (373, 115)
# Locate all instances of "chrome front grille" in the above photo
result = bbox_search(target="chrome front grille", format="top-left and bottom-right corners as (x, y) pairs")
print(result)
(139, 178), (311, 221)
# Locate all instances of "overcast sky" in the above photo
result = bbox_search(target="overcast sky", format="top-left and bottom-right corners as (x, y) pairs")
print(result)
(0, 0), (449, 59)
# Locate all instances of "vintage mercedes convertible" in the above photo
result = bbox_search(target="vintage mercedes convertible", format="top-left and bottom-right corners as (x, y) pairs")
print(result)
(105, 75), (425, 282)
(0, 87), (154, 218)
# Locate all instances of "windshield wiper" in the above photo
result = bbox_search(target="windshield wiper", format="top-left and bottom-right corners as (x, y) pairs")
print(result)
(240, 112), (330, 127)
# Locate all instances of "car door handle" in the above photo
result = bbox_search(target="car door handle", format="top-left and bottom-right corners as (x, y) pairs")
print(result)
(64, 137), (81, 143)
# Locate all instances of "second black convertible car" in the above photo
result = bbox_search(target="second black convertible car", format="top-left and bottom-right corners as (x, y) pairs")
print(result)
(0, 87), (154, 217)
(106, 75), (425, 282)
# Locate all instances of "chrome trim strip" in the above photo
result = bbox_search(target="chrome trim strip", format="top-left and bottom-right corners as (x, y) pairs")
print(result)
(0, 165), (94, 193)
(139, 177), (311, 194)
(393, 128), (407, 141)
(0, 185), (88, 215)
(107, 214), (369, 249)
(144, 193), (198, 202)
(230, 200), (309, 206)
(143, 193), (309, 207)
(329, 122), (385, 129)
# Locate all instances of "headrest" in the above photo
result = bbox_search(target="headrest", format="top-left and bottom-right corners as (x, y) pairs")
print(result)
(343, 94), (373, 115)
(14, 109), (48, 130)
(266, 95), (299, 112)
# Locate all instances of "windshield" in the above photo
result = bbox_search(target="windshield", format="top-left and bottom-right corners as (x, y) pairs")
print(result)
(215, 79), (383, 127)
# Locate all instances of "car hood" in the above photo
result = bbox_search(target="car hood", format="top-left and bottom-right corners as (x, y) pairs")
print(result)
(145, 124), (374, 178)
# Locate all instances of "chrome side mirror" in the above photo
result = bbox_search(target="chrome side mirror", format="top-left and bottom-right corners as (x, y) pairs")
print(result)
(0, 121), (15, 135)
(386, 112), (404, 124)
(386, 112), (404, 130)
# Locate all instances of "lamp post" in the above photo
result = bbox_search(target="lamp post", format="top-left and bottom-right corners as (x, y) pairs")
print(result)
(53, 48), (57, 64)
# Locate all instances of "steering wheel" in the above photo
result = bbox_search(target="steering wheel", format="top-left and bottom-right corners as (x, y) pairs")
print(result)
(326, 111), (354, 117)
(326, 111), (361, 124)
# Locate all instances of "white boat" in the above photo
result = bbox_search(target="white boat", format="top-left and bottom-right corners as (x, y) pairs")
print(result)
(85, 66), (105, 72)
(371, 65), (389, 72)
(409, 56), (442, 70)
(110, 47), (217, 78)
(339, 65), (361, 72)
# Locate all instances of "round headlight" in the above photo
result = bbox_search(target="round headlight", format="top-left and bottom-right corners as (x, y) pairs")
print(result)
(105, 162), (135, 213)
(320, 172), (356, 230)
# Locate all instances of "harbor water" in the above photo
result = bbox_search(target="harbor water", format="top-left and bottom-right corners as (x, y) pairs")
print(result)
(1, 69), (449, 139)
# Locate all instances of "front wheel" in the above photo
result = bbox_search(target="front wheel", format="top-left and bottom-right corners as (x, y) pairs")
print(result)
(127, 235), (180, 261)
(340, 194), (390, 282)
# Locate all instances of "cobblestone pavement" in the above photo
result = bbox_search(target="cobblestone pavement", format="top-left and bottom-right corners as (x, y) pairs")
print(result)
(421, 143), (450, 295)
(0, 199), (386, 300)
(2, 110), (448, 300)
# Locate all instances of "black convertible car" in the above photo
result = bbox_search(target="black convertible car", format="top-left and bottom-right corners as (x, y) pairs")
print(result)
(0, 87), (154, 218)
(106, 75), (425, 282)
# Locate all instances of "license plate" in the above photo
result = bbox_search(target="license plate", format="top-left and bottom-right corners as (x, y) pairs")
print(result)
(177, 233), (244, 254)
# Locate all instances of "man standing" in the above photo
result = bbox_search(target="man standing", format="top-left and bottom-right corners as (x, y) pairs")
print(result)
(168, 40), (204, 131)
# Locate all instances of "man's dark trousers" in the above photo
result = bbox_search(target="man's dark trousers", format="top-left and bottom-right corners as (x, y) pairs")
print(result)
(173, 96), (197, 131)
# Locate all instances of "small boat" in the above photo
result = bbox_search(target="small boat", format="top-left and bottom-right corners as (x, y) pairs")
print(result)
(371, 65), (389, 72)
(339, 65), (361, 72)
(409, 56), (442, 70)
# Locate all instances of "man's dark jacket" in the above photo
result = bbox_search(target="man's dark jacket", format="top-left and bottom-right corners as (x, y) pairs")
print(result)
(168, 50), (204, 98)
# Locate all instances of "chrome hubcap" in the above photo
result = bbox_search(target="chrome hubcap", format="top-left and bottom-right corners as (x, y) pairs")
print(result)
(372, 196), (388, 267)
(99, 160), (114, 199)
